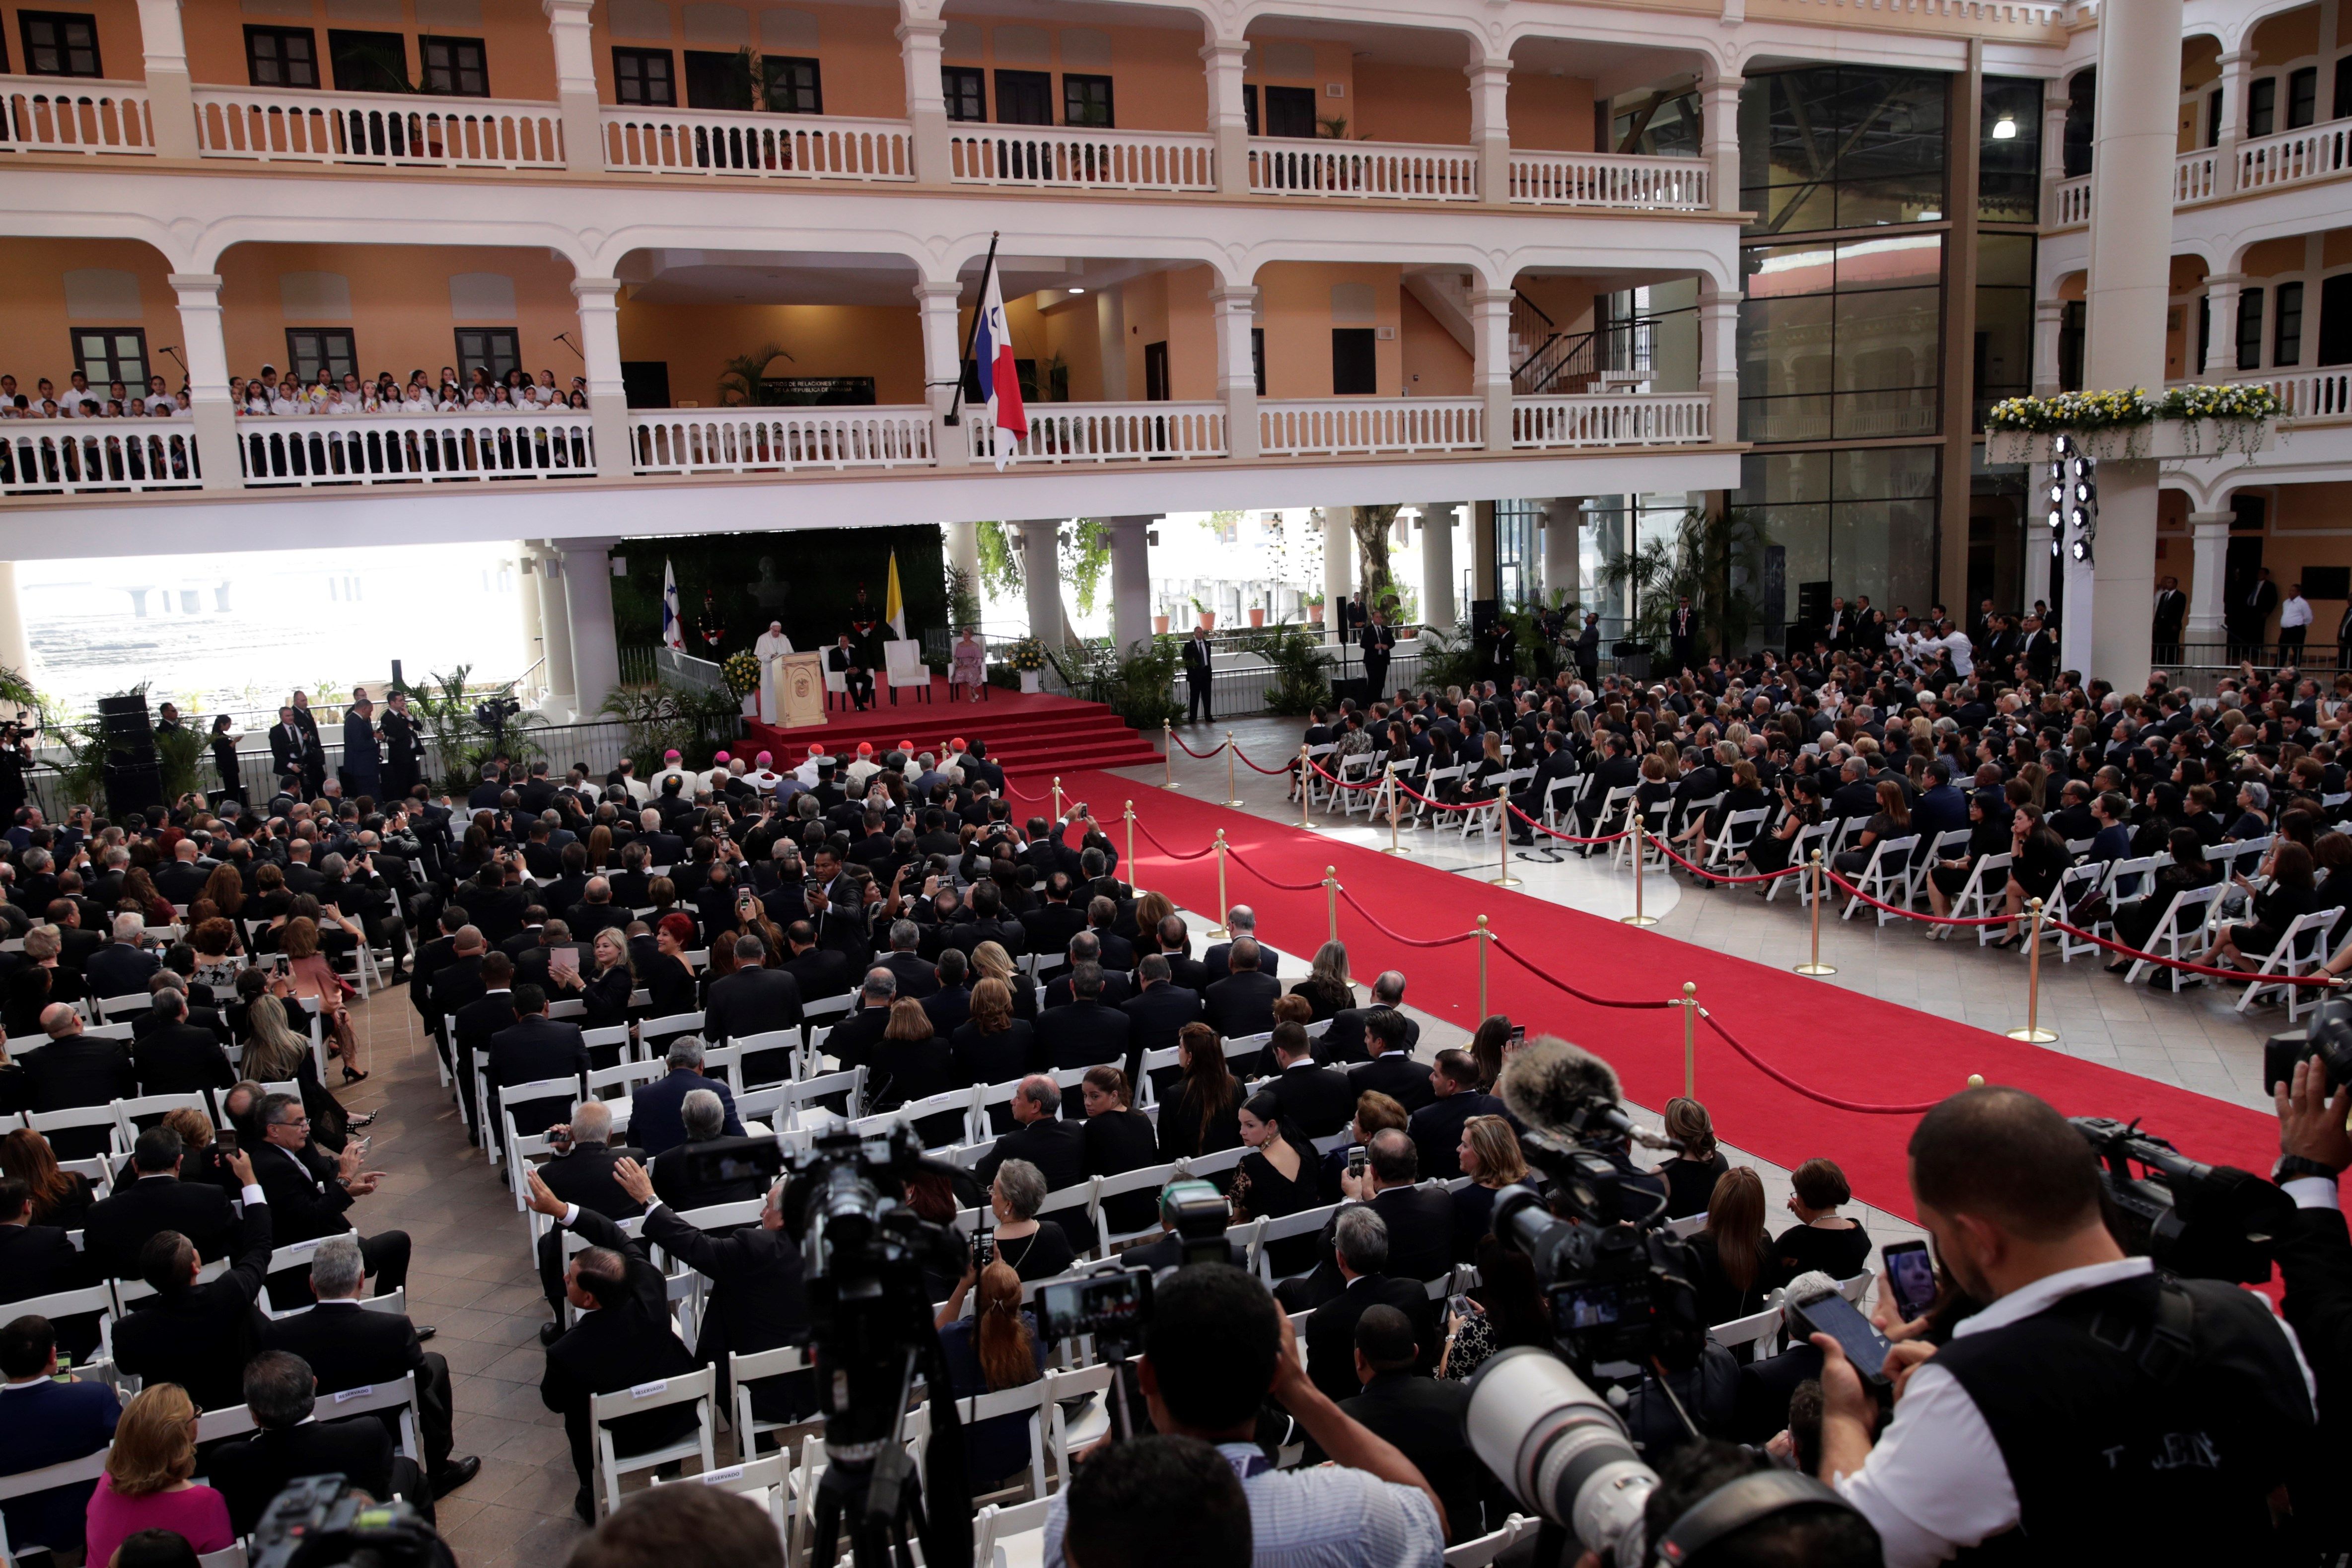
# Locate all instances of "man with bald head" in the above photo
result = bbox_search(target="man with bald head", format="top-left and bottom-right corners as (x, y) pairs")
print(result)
(20, 1001), (133, 1155)
(530, 1099), (647, 1319)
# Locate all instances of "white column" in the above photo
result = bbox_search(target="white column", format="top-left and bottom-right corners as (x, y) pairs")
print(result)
(570, 278), (629, 476)
(1202, 36), (1251, 198)
(1019, 519), (1069, 644)
(0, 563), (34, 681)
(535, 544), (577, 718)
(134, 0), (197, 158)
(2204, 274), (2243, 376)
(1701, 71), (1743, 215)
(915, 279), (971, 468)
(1542, 498), (1582, 608)
(516, 542), (545, 700)
(1470, 286), (1514, 453)
(1106, 516), (1154, 650)
(1322, 507), (1355, 631)
(1420, 504), (1457, 630)
(2213, 51), (2249, 193)
(560, 536), (622, 710)
(2023, 531), (2052, 616)
(168, 272), (239, 493)
(2185, 509), (2232, 646)
(543, 0), (602, 173)
(2081, 0), (2183, 690)
(896, 0), (952, 185)
(2039, 83), (2070, 225)
(1209, 283), (1260, 459)
(1466, 56), (1512, 203)
(2031, 297), (2065, 393)
(943, 520), (982, 620)
(1698, 286), (1739, 441)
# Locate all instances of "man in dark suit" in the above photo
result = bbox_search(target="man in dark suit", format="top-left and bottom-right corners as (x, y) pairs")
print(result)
(487, 984), (590, 1140)
(529, 1100), (646, 1318)
(269, 706), (310, 793)
(113, 1150), (273, 1410)
(1301, 1207), (1435, 1405)
(1336, 1306), (1487, 1542)
(1182, 627), (1214, 722)
(821, 969), (899, 1073)
(22, 1006), (135, 1150)
(782, 921), (853, 1001)
(1507, 730), (1579, 845)
(1147, 915), (1211, 993)
(83, 1127), (235, 1277)
(875, 920), (938, 999)
(921, 948), (974, 1038)
(1033, 962), (1130, 1072)
(651, 1094), (769, 1214)
(0, 1314), (120, 1555)
(252, 1090), (412, 1296)
(628, 1040), (747, 1159)
(84, 915), (158, 1002)
(1202, 914), (1285, 982)
(973, 1075), (1087, 1191)
(131, 989), (235, 1095)
(704, 935), (804, 1084)
(1360, 610), (1396, 699)
(265, 1234), (475, 1496)
(1354, 1008), (1434, 1113)
(1407, 1050), (1502, 1181)
(1204, 937), (1282, 1049)
(1017, 876), (1088, 962)
(341, 698), (382, 801)
(1262, 1023), (1354, 1138)
(1318, 974), (1417, 1065)
(211, 1351), (423, 1533)
(1574, 733), (1639, 833)
(1120, 954), (1203, 1086)
(449, 951), (519, 1141)
(1349, 1130), (1454, 1282)
(1668, 595), (1696, 676)
(2233, 566), (2281, 659)
(0, 1177), (89, 1305)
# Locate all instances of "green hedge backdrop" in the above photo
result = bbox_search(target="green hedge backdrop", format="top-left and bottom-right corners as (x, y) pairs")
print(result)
(614, 526), (947, 660)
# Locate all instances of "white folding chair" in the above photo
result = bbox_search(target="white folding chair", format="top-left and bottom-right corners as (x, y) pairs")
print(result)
(1043, 1362), (1116, 1490)
(726, 1347), (812, 1459)
(1708, 1303), (1782, 1358)
(959, 1377), (1055, 1501)
(1769, 821), (1827, 904)
(654, 1454), (791, 1555)
(972, 1497), (1058, 1568)
(498, 1074), (585, 1174)
(1906, 829), (1973, 907)
(2123, 883), (2226, 987)
(2237, 907), (2343, 1017)
(95, 992), (153, 1024)
(0, 1447), (111, 1560)
(1092, 1162), (1178, 1254)
(1953, 852), (2013, 944)
(112, 1092), (215, 1150)
(12, 1282), (115, 1364)
(591, 1364), (717, 1515)
(1445, 1516), (1541, 1568)
(1840, 835), (1919, 924)
(1703, 808), (1770, 875)
(731, 1028), (802, 1089)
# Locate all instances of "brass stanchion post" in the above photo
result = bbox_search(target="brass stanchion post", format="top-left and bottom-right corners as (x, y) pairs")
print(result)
(1052, 776), (1065, 822)
(1476, 915), (1490, 1018)
(1211, 831), (1229, 936)
(1162, 720), (1174, 789)
(2005, 898), (2059, 1044)
(1325, 867), (1339, 946)
(1223, 730), (1242, 807)
(1383, 765), (1409, 855)
(1620, 817), (1656, 926)
(1299, 746), (1312, 830)
(1680, 981), (1698, 1098)
(1795, 849), (1837, 975)
(1490, 800), (1521, 887)
(1123, 801), (1138, 894)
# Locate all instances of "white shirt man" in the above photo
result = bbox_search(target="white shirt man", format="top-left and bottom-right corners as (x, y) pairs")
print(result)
(744, 751), (783, 792)
(793, 746), (833, 787)
(646, 751), (695, 794)
(844, 744), (882, 790)
(2281, 590), (2314, 630)
(753, 622), (794, 662)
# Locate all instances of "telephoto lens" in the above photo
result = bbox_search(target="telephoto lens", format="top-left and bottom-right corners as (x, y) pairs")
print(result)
(1464, 1347), (1657, 1568)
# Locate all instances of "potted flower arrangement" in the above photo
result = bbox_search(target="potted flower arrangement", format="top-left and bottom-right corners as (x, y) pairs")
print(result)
(721, 649), (763, 718)
(1984, 383), (2281, 465)
(1304, 592), (1326, 625)
(1008, 636), (1049, 694)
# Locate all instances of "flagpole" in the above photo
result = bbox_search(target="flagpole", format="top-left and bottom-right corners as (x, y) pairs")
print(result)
(943, 231), (1001, 428)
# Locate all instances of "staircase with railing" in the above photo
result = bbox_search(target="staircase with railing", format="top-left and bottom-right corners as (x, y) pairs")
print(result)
(1511, 312), (1665, 395)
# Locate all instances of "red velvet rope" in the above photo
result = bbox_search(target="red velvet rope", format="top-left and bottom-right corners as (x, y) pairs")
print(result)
(2045, 914), (2345, 984)
(1305, 759), (1387, 793)
(1499, 802), (1634, 848)
(1168, 730), (1228, 760)
(1333, 883), (1482, 948)
(1129, 816), (1221, 861)
(1229, 744), (1296, 775)
(1488, 932), (1679, 1009)
(1699, 1010), (1942, 1115)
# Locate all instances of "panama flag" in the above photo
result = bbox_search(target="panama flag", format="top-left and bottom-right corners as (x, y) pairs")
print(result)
(884, 551), (907, 639)
(659, 559), (685, 651)
(975, 265), (1026, 470)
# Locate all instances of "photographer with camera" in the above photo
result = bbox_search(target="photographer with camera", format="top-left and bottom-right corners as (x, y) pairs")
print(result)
(1810, 1085), (2315, 1566)
(2272, 1052), (2352, 1542)
(1041, 1264), (1446, 1568)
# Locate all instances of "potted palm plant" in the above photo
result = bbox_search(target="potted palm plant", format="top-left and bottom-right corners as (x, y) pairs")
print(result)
(1248, 597), (1267, 629)
(1303, 592), (1326, 625)
(1191, 595), (1216, 632)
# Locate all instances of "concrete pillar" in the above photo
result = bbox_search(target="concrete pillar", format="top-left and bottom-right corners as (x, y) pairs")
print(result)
(542, 0), (601, 173)
(2038, 82), (2070, 225)
(1467, 56), (1512, 203)
(1701, 71), (1743, 215)
(1420, 504), (1457, 630)
(1469, 286), (1514, 453)
(2023, 529), (2052, 617)
(135, 0), (197, 158)
(1097, 289), (1129, 404)
(516, 543), (546, 699)
(1106, 516), (1154, 651)
(1202, 36), (1251, 198)
(1938, 47), (1983, 614)
(2186, 510), (2232, 646)
(2080, 0), (2183, 690)
(2213, 51), (2249, 194)
(896, 0), (952, 185)
(2204, 275), (2243, 375)
(0, 563), (35, 681)
(1019, 519), (1069, 644)
(943, 520), (982, 624)
(1698, 286), (1739, 442)
(535, 544), (577, 717)
(1542, 498), (1583, 608)
(168, 273), (239, 493)
(1209, 284), (1260, 459)
(915, 279), (971, 468)
(569, 278), (630, 475)
(2031, 297), (2065, 394)
(560, 537), (622, 711)
(1473, 500), (1498, 603)
(1322, 507), (1355, 632)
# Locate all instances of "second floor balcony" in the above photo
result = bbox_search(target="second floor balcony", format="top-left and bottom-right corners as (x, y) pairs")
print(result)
(2053, 117), (2352, 225)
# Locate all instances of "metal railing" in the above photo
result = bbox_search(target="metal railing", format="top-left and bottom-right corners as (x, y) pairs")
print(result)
(0, 76), (152, 152)
(1, 424), (201, 495)
(1247, 138), (1477, 201)
(1257, 398), (1484, 456)
(1512, 311), (1676, 396)
(602, 108), (913, 180)
(1511, 393), (1711, 448)
(239, 410), (595, 486)
(947, 125), (1214, 192)
(1505, 149), (1709, 210)
(627, 408), (932, 475)
(192, 86), (562, 169)
(964, 403), (1226, 464)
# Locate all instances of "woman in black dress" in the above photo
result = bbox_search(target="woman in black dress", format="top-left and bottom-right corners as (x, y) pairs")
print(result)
(970, 942), (1038, 1023)
(1, 1126), (98, 1227)
(2108, 828), (2221, 970)
(1687, 1166), (1788, 1330)
(983, 1158), (1077, 1283)
(1652, 1096), (1730, 1220)
(950, 978), (1035, 1091)
(1744, 776), (1822, 879)
(1157, 1022), (1241, 1160)
(2207, 841), (2323, 974)
(1286, 941), (1354, 1021)
(1451, 1113), (1539, 1261)
(644, 911), (701, 1017)
(1924, 790), (2012, 933)
(1992, 804), (2070, 947)
(1231, 1089), (1320, 1273)
(1771, 1157), (1871, 1282)
(210, 714), (243, 806)
(1079, 1066), (1160, 1237)
(4, 924), (85, 1039)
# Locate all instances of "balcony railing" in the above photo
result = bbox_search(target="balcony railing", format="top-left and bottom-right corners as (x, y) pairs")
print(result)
(192, 86), (563, 169)
(1247, 139), (1478, 201)
(238, 409), (594, 485)
(1512, 392), (1711, 448)
(603, 109), (913, 180)
(1, 423), (199, 495)
(947, 125), (1214, 192)
(628, 408), (932, 475)
(2235, 121), (2352, 195)
(2054, 174), (2091, 223)
(0, 76), (152, 153)
(1505, 150), (1709, 210)
(1258, 397), (1484, 456)
(2175, 148), (2220, 203)
(965, 402), (1227, 464)
(2225, 370), (2352, 424)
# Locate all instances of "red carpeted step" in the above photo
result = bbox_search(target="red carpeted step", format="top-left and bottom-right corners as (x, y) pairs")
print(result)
(739, 678), (1163, 780)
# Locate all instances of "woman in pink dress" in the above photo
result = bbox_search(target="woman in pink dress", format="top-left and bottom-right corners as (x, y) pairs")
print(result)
(84, 1385), (233, 1568)
(279, 914), (365, 1082)
(950, 627), (988, 702)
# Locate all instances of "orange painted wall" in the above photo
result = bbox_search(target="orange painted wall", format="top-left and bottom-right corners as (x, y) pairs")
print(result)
(1509, 72), (1597, 153)
(2243, 237), (2312, 279)
(1245, 36), (1353, 133)
(615, 298), (923, 404)
(181, 0), (558, 99)
(0, 237), (181, 392)
(213, 243), (578, 382)
(2250, 5), (2321, 69)
(3, 0), (142, 82)
(2263, 483), (2352, 623)
(593, 0), (903, 117)
(1400, 290), (1470, 394)
(1352, 62), (1469, 145)
(1255, 261), (1403, 399)
(935, 13), (1204, 133)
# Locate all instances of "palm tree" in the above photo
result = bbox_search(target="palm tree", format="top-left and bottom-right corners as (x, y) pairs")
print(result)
(716, 345), (796, 407)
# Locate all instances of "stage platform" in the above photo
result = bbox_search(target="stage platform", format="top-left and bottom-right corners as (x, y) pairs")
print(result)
(742, 678), (1163, 777)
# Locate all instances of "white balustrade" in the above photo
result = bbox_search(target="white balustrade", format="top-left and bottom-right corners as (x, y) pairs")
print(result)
(1257, 398), (1483, 456)
(2233, 121), (2352, 196)
(1, 422), (199, 495)
(239, 410), (594, 486)
(0, 77), (152, 153)
(1506, 150), (1709, 210)
(2053, 174), (2090, 225)
(965, 403), (1226, 465)
(2234, 371), (2352, 423)
(1511, 393), (1712, 449)
(2173, 148), (2220, 204)
(1248, 139), (1478, 201)
(947, 126), (1214, 192)
(628, 408), (932, 475)
(603, 109), (912, 180)
(193, 87), (562, 169)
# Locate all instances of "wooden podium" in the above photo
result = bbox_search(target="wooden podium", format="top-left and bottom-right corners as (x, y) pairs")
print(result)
(773, 651), (827, 728)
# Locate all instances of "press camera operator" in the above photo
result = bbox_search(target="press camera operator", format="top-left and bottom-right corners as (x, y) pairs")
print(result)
(2273, 1052), (2352, 1544)
(1810, 1085), (2316, 1567)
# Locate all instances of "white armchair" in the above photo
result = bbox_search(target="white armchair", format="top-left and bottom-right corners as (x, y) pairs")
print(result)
(884, 639), (931, 703)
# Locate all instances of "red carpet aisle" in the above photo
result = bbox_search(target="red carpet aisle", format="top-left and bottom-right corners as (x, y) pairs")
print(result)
(1059, 769), (2281, 1226)
(744, 680), (1159, 774)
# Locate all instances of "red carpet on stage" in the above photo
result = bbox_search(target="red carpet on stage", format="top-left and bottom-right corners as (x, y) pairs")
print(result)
(1058, 768), (2281, 1227)
(744, 681), (1160, 776)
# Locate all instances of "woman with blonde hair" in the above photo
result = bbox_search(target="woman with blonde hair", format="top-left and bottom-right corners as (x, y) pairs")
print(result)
(933, 1261), (1048, 1486)
(234, 968), (355, 1144)
(948, 975), (1034, 1086)
(1287, 940), (1353, 1020)
(968, 940), (1036, 1021)
(83, 1384), (233, 1568)
(1451, 1114), (1537, 1259)
(1653, 1095), (1730, 1219)
(278, 915), (363, 1081)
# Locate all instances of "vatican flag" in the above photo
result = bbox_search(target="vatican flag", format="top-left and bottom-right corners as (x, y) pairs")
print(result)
(885, 551), (906, 640)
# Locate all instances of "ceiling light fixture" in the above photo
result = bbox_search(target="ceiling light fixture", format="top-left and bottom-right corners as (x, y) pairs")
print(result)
(1991, 115), (2018, 140)
(1068, 286), (1087, 294)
